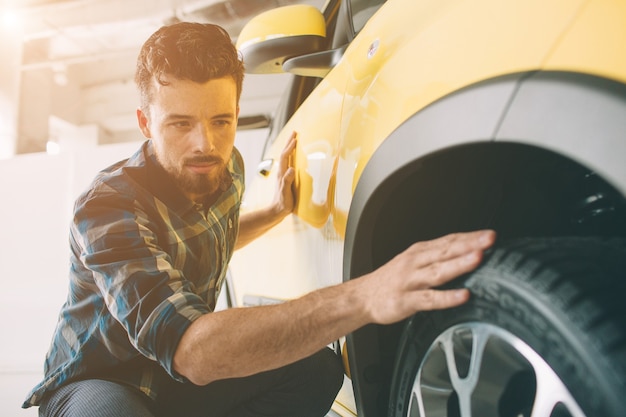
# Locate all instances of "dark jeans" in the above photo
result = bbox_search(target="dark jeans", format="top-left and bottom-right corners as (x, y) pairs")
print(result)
(39, 348), (344, 417)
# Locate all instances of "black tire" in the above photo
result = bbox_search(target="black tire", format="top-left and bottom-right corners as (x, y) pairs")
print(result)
(388, 237), (626, 417)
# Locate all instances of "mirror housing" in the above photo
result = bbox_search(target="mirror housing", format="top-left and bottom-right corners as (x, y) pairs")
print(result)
(236, 5), (326, 74)
(282, 45), (347, 78)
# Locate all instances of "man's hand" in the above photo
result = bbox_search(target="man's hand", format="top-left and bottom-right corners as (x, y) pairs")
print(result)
(272, 131), (297, 217)
(235, 132), (297, 249)
(355, 230), (496, 325)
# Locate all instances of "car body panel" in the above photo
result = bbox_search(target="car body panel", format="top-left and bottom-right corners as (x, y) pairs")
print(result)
(230, 0), (626, 415)
(496, 72), (626, 196)
(544, 0), (626, 81)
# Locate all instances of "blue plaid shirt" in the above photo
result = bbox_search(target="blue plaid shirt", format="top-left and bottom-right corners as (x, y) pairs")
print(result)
(23, 140), (244, 408)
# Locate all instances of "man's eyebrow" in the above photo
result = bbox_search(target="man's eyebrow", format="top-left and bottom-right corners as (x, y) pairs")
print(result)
(164, 112), (236, 121)
(212, 112), (236, 120)
(164, 113), (193, 121)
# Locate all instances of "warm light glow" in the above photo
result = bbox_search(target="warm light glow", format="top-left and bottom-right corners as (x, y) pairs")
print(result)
(0, 8), (21, 30)
(46, 141), (61, 155)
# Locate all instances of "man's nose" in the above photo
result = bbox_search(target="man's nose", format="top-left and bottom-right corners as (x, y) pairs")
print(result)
(191, 123), (215, 153)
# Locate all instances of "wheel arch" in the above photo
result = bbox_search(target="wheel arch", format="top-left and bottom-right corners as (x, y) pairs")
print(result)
(342, 71), (626, 416)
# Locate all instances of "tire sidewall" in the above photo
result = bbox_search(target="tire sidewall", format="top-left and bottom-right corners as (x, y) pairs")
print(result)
(389, 262), (620, 417)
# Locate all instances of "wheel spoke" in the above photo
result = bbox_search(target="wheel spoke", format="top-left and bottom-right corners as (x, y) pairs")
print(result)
(441, 326), (489, 417)
(512, 339), (586, 417)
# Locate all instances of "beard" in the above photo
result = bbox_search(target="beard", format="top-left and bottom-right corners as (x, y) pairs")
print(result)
(162, 153), (230, 201)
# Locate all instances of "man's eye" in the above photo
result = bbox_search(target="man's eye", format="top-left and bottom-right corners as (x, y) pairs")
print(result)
(213, 119), (231, 127)
(172, 121), (191, 128)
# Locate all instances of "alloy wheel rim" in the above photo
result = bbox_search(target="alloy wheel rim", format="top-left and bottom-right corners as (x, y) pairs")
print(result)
(407, 322), (585, 417)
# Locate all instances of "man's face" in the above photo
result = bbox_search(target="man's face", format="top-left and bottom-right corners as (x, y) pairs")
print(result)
(137, 75), (239, 203)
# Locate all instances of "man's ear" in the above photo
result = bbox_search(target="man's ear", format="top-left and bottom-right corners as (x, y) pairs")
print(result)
(136, 108), (152, 138)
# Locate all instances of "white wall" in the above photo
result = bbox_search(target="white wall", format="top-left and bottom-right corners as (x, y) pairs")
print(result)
(0, 141), (142, 415)
(0, 129), (267, 415)
(0, 21), (23, 159)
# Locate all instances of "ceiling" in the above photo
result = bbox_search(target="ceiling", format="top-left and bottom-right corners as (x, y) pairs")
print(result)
(7, 0), (325, 152)
(19, 0), (324, 70)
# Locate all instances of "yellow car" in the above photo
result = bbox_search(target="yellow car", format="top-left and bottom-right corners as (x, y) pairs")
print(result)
(231, 0), (626, 416)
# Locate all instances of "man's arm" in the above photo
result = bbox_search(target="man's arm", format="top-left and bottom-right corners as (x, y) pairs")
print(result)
(173, 229), (496, 385)
(235, 132), (297, 250)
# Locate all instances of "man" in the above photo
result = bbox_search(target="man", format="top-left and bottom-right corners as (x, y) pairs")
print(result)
(23, 22), (495, 416)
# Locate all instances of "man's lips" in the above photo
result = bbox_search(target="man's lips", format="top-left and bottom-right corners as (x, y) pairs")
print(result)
(184, 157), (221, 174)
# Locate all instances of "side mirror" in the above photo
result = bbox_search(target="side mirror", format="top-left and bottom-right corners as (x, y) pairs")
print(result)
(236, 5), (326, 74)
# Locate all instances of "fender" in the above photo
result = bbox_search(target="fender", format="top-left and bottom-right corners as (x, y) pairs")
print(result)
(342, 71), (626, 416)
(496, 71), (626, 196)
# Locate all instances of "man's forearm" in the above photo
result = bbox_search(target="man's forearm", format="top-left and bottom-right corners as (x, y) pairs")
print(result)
(173, 278), (366, 385)
(235, 206), (288, 249)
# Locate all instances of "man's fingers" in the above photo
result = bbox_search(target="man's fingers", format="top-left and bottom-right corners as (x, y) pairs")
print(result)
(366, 231), (494, 324)
(274, 134), (298, 214)
(407, 230), (495, 268)
(395, 230), (495, 290)
(408, 288), (470, 312)
(278, 132), (297, 174)
(282, 167), (295, 186)
(409, 250), (483, 290)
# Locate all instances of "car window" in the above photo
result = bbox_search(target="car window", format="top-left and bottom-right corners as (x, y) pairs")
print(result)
(350, 0), (386, 34)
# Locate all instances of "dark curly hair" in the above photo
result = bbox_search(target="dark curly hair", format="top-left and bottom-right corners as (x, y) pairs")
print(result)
(135, 22), (245, 114)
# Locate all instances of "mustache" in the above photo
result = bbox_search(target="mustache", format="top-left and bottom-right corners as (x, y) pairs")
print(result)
(183, 155), (224, 165)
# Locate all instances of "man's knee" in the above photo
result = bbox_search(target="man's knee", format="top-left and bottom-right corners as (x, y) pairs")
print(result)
(297, 348), (345, 414)
(40, 379), (155, 417)
(312, 347), (345, 396)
